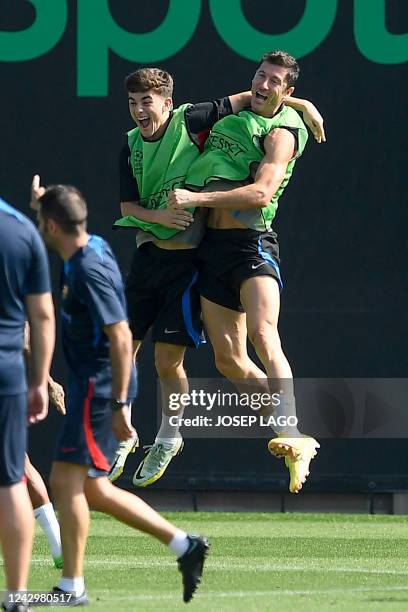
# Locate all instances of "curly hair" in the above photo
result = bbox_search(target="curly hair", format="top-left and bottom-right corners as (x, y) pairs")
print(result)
(124, 68), (173, 98)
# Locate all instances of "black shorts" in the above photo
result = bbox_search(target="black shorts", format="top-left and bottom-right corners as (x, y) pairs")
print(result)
(55, 380), (117, 475)
(125, 243), (204, 348)
(198, 228), (282, 312)
(0, 393), (27, 486)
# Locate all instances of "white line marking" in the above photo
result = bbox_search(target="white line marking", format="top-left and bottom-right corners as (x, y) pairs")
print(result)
(94, 585), (408, 602)
(27, 557), (408, 576)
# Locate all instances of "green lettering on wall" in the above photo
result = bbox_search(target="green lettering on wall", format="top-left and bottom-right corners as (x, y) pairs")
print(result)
(77, 0), (202, 97)
(209, 0), (338, 60)
(0, 0), (67, 61)
(354, 0), (408, 64)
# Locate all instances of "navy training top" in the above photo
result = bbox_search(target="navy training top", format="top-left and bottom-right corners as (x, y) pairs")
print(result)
(0, 197), (51, 395)
(60, 234), (137, 399)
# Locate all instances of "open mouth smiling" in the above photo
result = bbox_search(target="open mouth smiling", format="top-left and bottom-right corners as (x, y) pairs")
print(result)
(137, 116), (150, 128)
(255, 91), (268, 102)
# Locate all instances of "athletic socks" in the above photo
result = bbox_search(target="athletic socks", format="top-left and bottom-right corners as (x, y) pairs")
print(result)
(156, 413), (183, 444)
(263, 391), (302, 438)
(33, 503), (62, 559)
(58, 577), (85, 598)
(155, 436), (180, 448)
(267, 391), (300, 437)
(168, 529), (190, 558)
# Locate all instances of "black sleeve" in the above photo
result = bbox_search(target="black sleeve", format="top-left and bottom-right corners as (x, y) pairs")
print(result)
(119, 142), (140, 202)
(185, 98), (233, 149)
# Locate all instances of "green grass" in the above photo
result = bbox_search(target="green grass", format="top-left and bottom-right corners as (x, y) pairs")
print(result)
(2, 512), (408, 611)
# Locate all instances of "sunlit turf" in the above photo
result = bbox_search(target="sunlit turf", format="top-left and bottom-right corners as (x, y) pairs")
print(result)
(2, 512), (408, 611)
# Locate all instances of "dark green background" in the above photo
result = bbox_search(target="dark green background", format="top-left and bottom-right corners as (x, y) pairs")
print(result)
(1, 1), (407, 491)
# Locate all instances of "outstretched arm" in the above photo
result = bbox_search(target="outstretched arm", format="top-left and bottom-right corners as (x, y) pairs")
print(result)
(227, 92), (326, 142)
(228, 91), (252, 113)
(168, 128), (294, 211)
(284, 95), (326, 143)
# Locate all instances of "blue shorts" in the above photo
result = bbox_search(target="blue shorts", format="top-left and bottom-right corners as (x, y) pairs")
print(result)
(55, 380), (116, 475)
(0, 393), (27, 486)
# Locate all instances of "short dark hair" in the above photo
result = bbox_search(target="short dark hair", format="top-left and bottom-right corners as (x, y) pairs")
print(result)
(39, 185), (87, 235)
(125, 68), (173, 98)
(260, 50), (300, 87)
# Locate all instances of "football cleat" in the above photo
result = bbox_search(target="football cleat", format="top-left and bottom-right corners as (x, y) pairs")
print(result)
(53, 554), (63, 570)
(2, 604), (31, 612)
(178, 535), (210, 603)
(268, 436), (320, 494)
(108, 433), (139, 482)
(132, 438), (184, 487)
(50, 587), (88, 607)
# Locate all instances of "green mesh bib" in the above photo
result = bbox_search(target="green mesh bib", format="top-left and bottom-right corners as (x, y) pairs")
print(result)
(186, 105), (308, 230)
(114, 104), (199, 239)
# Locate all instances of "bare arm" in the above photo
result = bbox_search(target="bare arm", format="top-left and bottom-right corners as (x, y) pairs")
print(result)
(228, 93), (326, 142)
(24, 293), (55, 423)
(228, 91), (252, 113)
(168, 128), (295, 211)
(121, 200), (158, 223)
(104, 320), (136, 441)
(121, 200), (193, 230)
(284, 96), (326, 143)
(24, 294), (55, 387)
(23, 322), (65, 415)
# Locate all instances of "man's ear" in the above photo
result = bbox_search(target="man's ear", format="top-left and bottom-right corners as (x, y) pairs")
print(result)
(163, 97), (173, 112)
(47, 219), (59, 235)
(285, 87), (295, 98)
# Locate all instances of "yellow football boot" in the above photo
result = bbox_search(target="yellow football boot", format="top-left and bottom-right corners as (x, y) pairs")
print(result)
(268, 436), (320, 493)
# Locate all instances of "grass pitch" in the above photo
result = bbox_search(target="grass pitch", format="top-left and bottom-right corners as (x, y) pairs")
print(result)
(2, 512), (408, 611)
